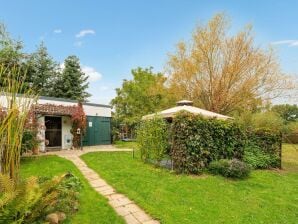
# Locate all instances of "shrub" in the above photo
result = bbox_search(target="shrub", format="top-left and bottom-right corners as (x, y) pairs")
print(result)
(208, 159), (230, 175)
(171, 112), (246, 174)
(209, 159), (250, 179)
(247, 128), (282, 168)
(226, 159), (251, 178)
(244, 145), (280, 169)
(136, 116), (169, 163)
(71, 103), (87, 148)
(251, 111), (285, 133)
(0, 172), (82, 223)
(21, 129), (40, 155)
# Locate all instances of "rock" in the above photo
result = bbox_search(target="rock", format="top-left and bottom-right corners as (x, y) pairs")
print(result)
(46, 213), (59, 224)
(56, 212), (66, 221)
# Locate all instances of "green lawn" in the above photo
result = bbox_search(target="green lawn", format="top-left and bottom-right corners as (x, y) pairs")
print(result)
(81, 144), (298, 224)
(113, 140), (138, 149)
(20, 156), (124, 224)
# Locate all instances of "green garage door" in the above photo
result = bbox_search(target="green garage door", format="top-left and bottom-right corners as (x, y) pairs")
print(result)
(83, 116), (111, 146)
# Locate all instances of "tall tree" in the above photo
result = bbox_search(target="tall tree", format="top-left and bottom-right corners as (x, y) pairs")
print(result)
(111, 67), (173, 126)
(26, 42), (58, 96)
(167, 13), (295, 114)
(52, 55), (90, 101)
(0, 23), (27, 88)
(0, 23), (24, 68)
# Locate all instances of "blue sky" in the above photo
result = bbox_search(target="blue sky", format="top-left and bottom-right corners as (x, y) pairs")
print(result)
(0, 0), (298, 104)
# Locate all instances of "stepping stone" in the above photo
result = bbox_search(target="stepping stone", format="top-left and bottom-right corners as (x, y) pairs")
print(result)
(90, 180), (108, 188)
(132, 211), (152, 223)
(114, 206), (131, 216)
(108, 193), (126, 200)
(124, 204), (143, 213)
(124, 214), (141, 224)
(109, 197), (132, 208)
(59, 154), (159, 224)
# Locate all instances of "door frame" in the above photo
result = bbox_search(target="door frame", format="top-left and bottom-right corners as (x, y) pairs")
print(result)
(45, 116), (62, 149)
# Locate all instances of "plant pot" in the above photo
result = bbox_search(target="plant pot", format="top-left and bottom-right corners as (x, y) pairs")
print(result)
(32, 147), (39, 155)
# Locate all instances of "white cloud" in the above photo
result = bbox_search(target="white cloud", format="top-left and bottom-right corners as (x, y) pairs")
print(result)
(82, 66), (102, 82)
(53, 29), (62, 34)
(99, 86), (109, 91)
(75, 29), (95, 38)
(271, 39), (298, 47)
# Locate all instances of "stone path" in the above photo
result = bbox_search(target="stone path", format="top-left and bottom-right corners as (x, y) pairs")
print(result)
(59, 153), (159, 224)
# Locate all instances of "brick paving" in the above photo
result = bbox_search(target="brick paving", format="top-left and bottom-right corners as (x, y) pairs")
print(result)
(59, 153), (159, 224)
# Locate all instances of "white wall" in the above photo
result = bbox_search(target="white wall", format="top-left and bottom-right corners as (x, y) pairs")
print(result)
(62, 116), (73, 149)
(37, 116), (46, 152)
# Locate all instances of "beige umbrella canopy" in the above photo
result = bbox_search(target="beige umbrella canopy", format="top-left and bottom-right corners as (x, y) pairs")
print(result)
(142, 100), (232, 120)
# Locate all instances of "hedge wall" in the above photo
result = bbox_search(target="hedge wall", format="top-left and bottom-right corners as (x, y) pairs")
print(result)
(136, 117), (169, 163)
(171, 113), (282, 174)
(171, 113), (246, 174)
(246, 128), (282, 168)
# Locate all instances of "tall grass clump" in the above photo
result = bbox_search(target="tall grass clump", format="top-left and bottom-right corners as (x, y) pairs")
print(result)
(0, 65), (37, 180)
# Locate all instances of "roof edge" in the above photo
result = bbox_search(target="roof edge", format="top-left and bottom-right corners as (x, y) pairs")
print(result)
(38, 96), (112, 108)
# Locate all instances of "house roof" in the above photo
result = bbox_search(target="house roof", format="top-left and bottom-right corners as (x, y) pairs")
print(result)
(142, 105), (232, 120)
(33, 104), (76, 116)
(39, 96), (111, 108)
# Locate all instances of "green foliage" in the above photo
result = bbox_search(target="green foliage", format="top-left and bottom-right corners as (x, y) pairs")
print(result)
(1, 22), (90, 100)
(248, 128), (282, 155)
(0, 23), (25, 83)
(246, 128), (282, 168)
(111, 67), (174, 132)
(208, 159), (251, 179)
(82, 147), (298, 224)
(171, 112), (246, 174)
(0, 173), (82, 224)
(26, 42), (58, 96)
(251, 111), (285, 132)
(244, 145), (279, 169)
(136, 117), (169, 163)
(271, 104), (298, 122)
(21, 111), (41, 155)
(208, 159), (230, 175)
(51, 55), (90, 101)
(0, 66), (37, 180)
(21, 130), (40, 154)
(70, 103), (87, 148)
(20, 156), (125, 224)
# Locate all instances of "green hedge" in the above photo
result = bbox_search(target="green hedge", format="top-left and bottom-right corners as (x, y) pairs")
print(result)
(137, 112), (282, 174)
(136, 117), (169, 163)
(244, 128), (282, 168)
(171, 113), (246, 174)
(171, 113), (282, 174)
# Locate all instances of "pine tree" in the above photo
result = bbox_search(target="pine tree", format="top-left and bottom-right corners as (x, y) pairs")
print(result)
(26, 42), (58, 96)
(52, 55), (90, 101)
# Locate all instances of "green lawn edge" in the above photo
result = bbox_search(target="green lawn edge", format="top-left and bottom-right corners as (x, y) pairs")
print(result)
(81, 145), (298, 224)
(20, 155), (125, 224)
